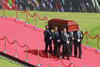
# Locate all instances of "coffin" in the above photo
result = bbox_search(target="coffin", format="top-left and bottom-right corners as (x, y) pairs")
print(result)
(48, 19), (79, 32)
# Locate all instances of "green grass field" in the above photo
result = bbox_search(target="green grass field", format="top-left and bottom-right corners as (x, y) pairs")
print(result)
(0, 10), (100, 67)
(0, 56), (22, 67)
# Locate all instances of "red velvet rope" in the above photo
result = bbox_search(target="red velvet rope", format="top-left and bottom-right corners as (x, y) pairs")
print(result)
(26, 11), (36, 17)
(19, 10), (27, 13)
(16, 9), (48, 23)
(6, 38), (17, 44)
(83, 31), (100, 39)
(38, 51), (72, 67)
(49, 53), (60, 61)
(60, 59), (68, 67)
(39, 50), (46, 57)
(0, 36), (30, 48)
(0, 36), (6, 40)
(87, 32), (98, 39)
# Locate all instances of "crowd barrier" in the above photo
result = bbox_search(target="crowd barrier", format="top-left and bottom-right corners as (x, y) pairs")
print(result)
(0, 10), (100, 67)
(83, 30), (100, 50)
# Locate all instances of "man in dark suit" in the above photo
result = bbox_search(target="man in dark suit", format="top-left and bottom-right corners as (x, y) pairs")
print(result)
(73, 30), (83, 58)
(61, 28), (71, 60)
(44, 25), (52, 54)
(68, 31), (74, 56)
(53, 26), (61, 57)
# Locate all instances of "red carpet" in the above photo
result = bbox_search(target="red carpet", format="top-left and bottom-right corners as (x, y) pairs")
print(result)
(0, 17), (100, 67)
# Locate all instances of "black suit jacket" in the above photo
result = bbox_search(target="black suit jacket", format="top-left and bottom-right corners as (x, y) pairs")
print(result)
(74, 31), (83, 42)
(44, 29), (52, 43)
(53, 31), (61, 44)
(61, 32), (70, 45)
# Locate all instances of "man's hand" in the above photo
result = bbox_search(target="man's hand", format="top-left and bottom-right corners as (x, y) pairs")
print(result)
(67, 41), (70, 44)
(49, 37), (52, 40)
(72, 37), (74, 40)
(57, 39), (60, 42)
(81, 35), (82, 37)
(78, 39), (80, 42)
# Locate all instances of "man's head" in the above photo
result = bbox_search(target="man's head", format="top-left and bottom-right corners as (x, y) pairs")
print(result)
(54, 26), (58, 31)
(45, 25), (49, 29)
(63, 28), (67, 33)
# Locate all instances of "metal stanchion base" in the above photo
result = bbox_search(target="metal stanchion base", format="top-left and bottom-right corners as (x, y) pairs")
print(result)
(96, 49), (100, 51)
(84, 64), (86, 67)
(15, 54), (18, 58)
(0, 16), (3, 17)
(34, 26), (37, 30)
(3, 16), (6, 18)
(60, 56), (62, 59)
(25, 59), (29, 62)
(3, 50), (7, 53)
(16, 18), (19, 21)
(25, 22), (29, 24)
(36, 64), (42, 67)
(85, 45), (89, 48)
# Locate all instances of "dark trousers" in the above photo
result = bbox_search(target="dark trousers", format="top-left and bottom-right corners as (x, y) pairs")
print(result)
(70, 41), (73, 55)
(54, 43), (61, 57)
(74, 42), (82, 57)
(45, 42), (52, 54)
(62, 44), (71, 58)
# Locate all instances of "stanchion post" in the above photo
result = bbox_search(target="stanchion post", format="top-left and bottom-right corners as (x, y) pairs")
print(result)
(97, 35), (100, 51)
(16, 9), (19, 21)
(14, 40), (18, 58)
(3, 37), (7, 53)
(48, 52), (50, 67)
(25, 45), (29, 62)
(25, 10), (29, 24)
(34, 14), (37, 29)
(85, 30), (89, 47)
(59, 56), (62, 67)
(36, 48), (41, 66)
(70, 62), (74, 67)
(84, 64), (86, 67)
(44, 20), (47, 27)
(3, 9), (6, 17)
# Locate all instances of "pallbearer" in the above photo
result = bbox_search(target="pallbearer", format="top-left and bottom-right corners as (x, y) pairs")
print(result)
(53, 26), (61, 57)
(61, 28), (71, 60)
(44, 25), (52, 54)
(73, 30), (83, 58)
(68, 31), (74, 56)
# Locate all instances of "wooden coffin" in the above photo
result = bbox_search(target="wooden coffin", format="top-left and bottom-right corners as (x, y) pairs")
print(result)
(48, 19), (79, 32)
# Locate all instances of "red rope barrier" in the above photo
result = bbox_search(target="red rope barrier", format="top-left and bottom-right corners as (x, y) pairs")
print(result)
(19, 10), (27, 13)
(16, 9), (49, 25)
(97, 35), (100, 49)
(16, 9), (18, 19)
(83, 31), (88, 36)
(5, 37), (17, 44)
(87, 33), (98, 39)
(49, 53), (60, 61)
(16, 41), (27, 48)
(83, 31), (98, 39)
(39, 50), (46, 57)
(60, 59), (68, 67)
(26, 11), (36, 17)
(0, 36), (30, 49)
(0, 36), (6, 40)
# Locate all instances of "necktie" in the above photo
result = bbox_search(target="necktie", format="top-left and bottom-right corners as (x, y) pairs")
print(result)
(64, 33), (68, 40)
(78, 31), (80, 39)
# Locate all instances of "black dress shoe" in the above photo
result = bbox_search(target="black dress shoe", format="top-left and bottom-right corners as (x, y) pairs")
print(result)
(62, 57), (64, 59)
(67, 57), (70, 60)
(74, 55), (77, 57)
(79, 56), (82, 59)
